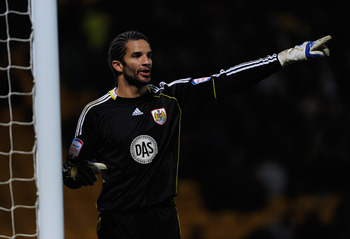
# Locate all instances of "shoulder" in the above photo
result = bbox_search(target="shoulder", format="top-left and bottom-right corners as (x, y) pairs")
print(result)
(81, 90), (113, 115)
(74, 90), (113, 136)
(148, 78), (192, 94)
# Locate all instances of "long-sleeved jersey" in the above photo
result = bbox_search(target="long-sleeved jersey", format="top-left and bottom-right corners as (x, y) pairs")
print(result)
(63, 54), (281, 212)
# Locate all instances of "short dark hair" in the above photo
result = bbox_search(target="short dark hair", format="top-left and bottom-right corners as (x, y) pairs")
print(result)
(108, 31), (149, 80)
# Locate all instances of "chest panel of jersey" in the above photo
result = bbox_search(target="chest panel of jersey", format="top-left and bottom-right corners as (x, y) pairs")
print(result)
(92, 93), (182, 211)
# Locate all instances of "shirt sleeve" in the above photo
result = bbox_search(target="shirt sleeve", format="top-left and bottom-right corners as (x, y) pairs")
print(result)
(212, 54), (281, 98)
(70, 107), (98, 164)
(63, 107), (98, 189)
(162, 54), (281, 114)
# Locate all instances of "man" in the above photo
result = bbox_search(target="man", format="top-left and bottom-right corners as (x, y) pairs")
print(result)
(62, 31), (331, 238)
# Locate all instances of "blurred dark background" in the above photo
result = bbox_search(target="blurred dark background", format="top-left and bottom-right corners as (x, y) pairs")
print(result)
(1, 0), (350, 238)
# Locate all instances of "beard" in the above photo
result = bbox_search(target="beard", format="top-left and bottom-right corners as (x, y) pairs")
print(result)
(124, 72), (148, 88)
(123, 66), (151, 88)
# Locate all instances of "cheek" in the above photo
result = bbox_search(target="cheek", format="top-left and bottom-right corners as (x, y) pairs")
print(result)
(124, 65), (138, 76)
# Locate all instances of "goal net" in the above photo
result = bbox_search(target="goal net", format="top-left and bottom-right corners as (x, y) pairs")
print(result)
(0, 0), (37, 238)
(0, 0), (63, 238)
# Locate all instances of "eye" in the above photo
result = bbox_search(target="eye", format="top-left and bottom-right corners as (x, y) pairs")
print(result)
(131, 52), (141, 58)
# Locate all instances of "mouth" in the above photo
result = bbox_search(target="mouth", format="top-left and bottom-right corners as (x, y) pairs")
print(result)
(140, 68), (151, 77)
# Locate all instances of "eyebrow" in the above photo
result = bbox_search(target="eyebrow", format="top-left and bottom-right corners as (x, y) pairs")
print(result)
(130, 50), (152, 57)
(130, 51), (142, 56)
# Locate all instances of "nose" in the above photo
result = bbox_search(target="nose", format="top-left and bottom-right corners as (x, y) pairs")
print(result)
(141, 55), (152, 66)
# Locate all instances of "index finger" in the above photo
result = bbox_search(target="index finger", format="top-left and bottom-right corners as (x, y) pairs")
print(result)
(312, 35), (332, 49)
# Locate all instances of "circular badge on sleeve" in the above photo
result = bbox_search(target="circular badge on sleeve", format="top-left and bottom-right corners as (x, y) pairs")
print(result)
(130, 135), (158, 164)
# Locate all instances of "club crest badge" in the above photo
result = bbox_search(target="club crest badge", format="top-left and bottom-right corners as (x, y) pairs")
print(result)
(151, 108), (167, 125)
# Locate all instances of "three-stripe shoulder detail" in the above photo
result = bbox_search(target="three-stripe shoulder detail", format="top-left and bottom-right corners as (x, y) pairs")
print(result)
(75, 92), (111, 137)
(213, 54), (278, 77)
(148, 78), (191, 93)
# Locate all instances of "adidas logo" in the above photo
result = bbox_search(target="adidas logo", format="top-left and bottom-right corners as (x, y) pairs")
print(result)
(132, 108), (144, 116)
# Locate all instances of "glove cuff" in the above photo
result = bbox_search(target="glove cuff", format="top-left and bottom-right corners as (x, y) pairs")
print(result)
(278, 45), (307, 68)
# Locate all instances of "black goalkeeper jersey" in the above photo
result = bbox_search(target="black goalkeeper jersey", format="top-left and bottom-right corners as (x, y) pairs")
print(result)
(64, 54), (281, 212)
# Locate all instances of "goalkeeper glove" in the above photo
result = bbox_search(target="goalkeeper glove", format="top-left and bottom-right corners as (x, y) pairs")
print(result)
(63, 160), (107, 187)
(278, 35), (332, 67)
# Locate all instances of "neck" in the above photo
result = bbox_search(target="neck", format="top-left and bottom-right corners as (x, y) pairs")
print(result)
(115, 78), (148, 98)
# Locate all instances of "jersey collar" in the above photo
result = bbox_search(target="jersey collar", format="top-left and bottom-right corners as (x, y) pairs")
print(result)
(110, 88), (117, 100)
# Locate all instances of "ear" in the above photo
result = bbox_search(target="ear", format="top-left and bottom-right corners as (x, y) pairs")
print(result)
(112, 60), (123, 73)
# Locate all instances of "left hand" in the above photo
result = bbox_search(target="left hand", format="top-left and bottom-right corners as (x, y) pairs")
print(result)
(70, 161), (107, 186)
(278, 35), (332, 67)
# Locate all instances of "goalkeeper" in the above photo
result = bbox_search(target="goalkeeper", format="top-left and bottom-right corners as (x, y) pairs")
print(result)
(62, 31), (331, 239)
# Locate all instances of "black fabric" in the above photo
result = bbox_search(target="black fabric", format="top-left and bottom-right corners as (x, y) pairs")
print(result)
(97, 201), (180, 239)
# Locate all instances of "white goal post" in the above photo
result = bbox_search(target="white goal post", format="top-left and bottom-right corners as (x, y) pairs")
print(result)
(31, 0), (64, 238)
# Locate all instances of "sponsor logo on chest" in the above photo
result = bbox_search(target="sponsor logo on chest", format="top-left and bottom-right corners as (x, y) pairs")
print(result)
(130, 135), (158, 164)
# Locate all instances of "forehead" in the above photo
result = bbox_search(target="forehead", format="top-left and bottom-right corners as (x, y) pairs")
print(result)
(125, 39), (151, 54)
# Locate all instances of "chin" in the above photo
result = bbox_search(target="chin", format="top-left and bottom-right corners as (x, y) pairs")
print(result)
(141, 77), (152, 84)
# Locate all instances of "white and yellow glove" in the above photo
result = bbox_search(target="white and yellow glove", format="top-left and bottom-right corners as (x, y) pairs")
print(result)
(278, 35), (332, 67)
